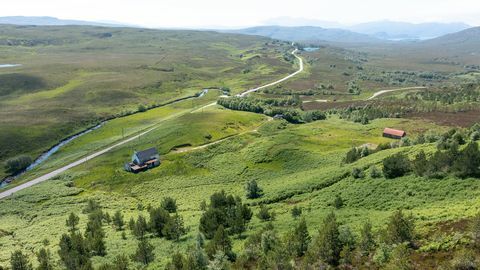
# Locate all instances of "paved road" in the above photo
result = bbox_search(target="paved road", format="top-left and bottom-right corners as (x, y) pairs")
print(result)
(0, 47), (304, 199)
(0, 127), (157, 199)
(192, 48), (304, 113)
(237, 48), (303, 97)
(367, 86), (427, 100)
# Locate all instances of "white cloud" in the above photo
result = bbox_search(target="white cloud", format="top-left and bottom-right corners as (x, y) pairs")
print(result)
(1, 0), (479, 27)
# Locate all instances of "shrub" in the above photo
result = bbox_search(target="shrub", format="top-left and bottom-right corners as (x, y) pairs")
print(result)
(385, 210), (415, 245)
(4, 155), (32, 174)
(10, 250), (32, 270)
(257, 205), (274, 222)
(291, 206), (302, 219)
(344, 147), (360, 164)
(382, 153), (411, 179)
(137, 104), (147, 112)
(334, 195), (344, 209)
(351, 167), (365, 179)
(245, 180), (263, 199)
(161, 197), (178, 213)
(370, 166), (382, 178)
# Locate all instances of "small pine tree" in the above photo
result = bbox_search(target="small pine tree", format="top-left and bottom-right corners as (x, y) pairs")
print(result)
(370, 165), (382, 178)
(128, 217), (135, 231)
(205, 225), (235, 261)
(133, 215), (148, 239)
(66, 213), (79, 233)
(149, 207), (171, 237)
(344, 147), (360, 164)
(161, 197), (178, 213)
(359, 221), (375, 255)
(334, 195), (344, 209)
(291, 206), (302, 219)
(58, 232), (93, 270)
(245, 180), (263, 199)
(383, 153), (411, 179)
(83, 199), (101, 214)
(132, 238), (155, 265)
(163, 214), (187, 241)
(351, 167), (365, 179)
(292, 217), (310, 257)
(36, 248), (53, 270)
(453, 142), (480, 178)
(257, 205), (274, 222)
(309, 212), (341, 266)
(386, 210), (415, 245)
(84, 211), (107, 256)
(10, 250), (32, 270)
(412, 150), (428, 177)
(112, 210), (125, 231)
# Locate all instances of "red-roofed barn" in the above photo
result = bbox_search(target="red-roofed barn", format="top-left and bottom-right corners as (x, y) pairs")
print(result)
(383, 128), (407, 139)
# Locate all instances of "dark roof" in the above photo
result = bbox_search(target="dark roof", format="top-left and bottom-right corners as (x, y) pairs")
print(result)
(135, 147), (158, 163)
(383, 128), (406, 137)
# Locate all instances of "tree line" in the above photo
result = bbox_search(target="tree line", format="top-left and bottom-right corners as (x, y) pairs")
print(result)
(217, 96), (325, 123)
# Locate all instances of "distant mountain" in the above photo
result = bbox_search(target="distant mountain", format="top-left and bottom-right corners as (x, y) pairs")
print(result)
(419, 27), (480, 54)
(262, 17), (343, 28)
(349, 21), (471, 40)
(225, 26), (382, 43)
(0, 16), (130, 27)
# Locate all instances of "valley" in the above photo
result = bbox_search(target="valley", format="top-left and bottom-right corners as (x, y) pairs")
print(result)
(0, 21), (479, 270)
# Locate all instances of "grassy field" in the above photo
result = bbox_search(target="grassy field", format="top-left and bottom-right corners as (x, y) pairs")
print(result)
(0, 25), (295, 178)
(1, 24), (480, 269)
(1, 105), (468, 268)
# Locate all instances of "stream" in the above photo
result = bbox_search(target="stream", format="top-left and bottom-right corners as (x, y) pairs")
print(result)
(0, 64), (22, 68)
(0, 89), (210, 188)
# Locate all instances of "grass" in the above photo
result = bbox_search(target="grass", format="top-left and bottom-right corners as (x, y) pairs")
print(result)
(0, 25), (295, 178)
(1, 24), (479, 269)
(1, 110), (466, 268)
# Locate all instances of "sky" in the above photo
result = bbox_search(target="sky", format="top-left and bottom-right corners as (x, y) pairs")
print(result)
(1, 0), (480, 28)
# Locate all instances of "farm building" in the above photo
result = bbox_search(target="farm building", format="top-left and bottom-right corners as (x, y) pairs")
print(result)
(383, 128), (407, 139)
(124, 147), (160, 173)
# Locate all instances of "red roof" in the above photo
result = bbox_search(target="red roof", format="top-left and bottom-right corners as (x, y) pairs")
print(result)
(383, 128), (406, 137)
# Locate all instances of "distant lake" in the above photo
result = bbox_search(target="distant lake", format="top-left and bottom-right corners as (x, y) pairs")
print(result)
(303, 47), (319, 52)
(0, 64), (21, 68)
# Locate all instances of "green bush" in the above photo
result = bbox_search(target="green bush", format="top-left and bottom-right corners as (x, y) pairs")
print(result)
(382, 153), (411, 179)
(4, 155), (32, 174)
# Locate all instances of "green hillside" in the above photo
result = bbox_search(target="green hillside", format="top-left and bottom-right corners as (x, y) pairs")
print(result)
(0, 24), (480, 270)
(0, 25), (293, 179)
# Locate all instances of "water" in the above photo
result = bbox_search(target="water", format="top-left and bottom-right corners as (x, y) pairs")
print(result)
(0, 122), (104, 187)
(0, 64), (21, 68)
(198, 89), (209, 97)
(303, 47), (319, 52)
(0, 87), (212, 188)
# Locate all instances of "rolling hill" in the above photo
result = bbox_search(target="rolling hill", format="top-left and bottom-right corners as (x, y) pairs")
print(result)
(0, 16), (128, 27)
(349, 20), (471, 40)
(0, 24), (294, 180)
(224, 25), (383, 43)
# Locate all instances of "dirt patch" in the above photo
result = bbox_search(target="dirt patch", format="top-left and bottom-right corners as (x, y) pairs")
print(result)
(407, 110), (480, 127)
(411, 251), (452, 270)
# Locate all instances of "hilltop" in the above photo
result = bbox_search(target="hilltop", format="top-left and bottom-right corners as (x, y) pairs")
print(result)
(224, 25), (383, 43)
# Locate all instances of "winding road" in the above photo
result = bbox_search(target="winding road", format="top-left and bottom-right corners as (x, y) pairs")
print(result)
(237, 48), (303, 97)
(0, 47), (304, 199)
(366, 86), (427, 100)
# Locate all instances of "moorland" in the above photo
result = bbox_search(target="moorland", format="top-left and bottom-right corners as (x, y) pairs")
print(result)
(0, 24), (480, 270)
